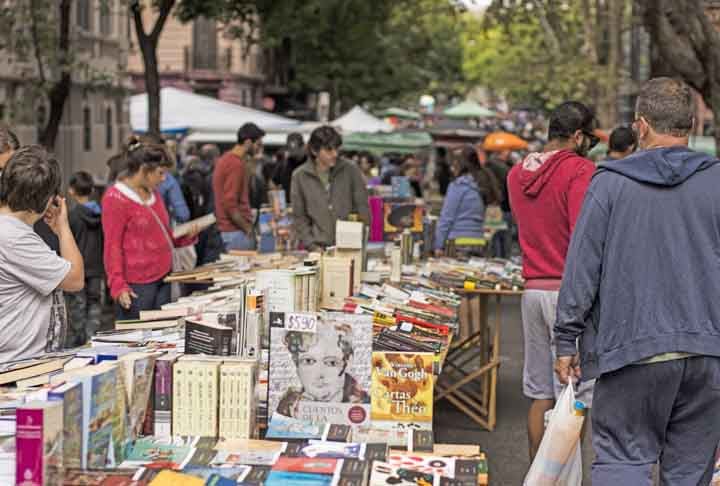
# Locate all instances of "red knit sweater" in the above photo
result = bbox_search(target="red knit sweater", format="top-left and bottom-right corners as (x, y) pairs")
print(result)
(102, 184), (174, 298)
(508, 150), (594, 284)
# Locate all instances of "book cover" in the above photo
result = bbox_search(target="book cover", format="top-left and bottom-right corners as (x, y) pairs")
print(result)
(84, 366), (117, 469)
(320, 257), (354, 310)
(370, 352), (434, 429)
(146, 470), (205, 486)
(264, 413), (323, 440)
(15, 401), (63, 486)
(219, 361), (256, 440)
(268, 313), (372, 427)
(120, 436), (198, 470)
(385, 453), (457, 478)
(383, 202), (424, 240)
(264, 470), (334, 486)
(47, 381), (83, 470)
(172, 360), (220, 437)
(153, 354), (178, 438)
(184, 320), (233, 356)
(271, 456), (338, 475)
(118, 353), (157, 439)
(369, 461), (437, 486)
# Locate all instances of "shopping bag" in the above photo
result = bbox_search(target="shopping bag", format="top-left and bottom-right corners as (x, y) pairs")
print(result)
(524, 381), (586, 486)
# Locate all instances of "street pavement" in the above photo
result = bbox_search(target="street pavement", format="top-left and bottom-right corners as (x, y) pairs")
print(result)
(434, 295), (593, 485)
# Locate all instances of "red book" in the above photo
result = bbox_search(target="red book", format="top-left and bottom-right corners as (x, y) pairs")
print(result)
(271, 456), (339, 475)
(16, 401), (64, 486)
(394, 314), (450, 336)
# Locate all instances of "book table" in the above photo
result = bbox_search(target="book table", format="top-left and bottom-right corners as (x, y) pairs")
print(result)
(435, 288), (523, 431)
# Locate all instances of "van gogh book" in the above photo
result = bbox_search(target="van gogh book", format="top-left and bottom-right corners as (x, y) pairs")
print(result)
(370, 352), (434, 430)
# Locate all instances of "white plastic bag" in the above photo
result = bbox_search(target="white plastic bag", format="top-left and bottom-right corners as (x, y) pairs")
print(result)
(524, 381), (585, 486)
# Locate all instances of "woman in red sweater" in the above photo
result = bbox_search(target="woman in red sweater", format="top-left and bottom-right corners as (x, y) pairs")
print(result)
(102, 138), (179, 320)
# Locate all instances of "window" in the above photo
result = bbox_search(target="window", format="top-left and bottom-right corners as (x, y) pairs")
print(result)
(100, 1), (112, 36)
(77, 0), (91, 31)
(83, 106), (92, 151)
(105, 106), (113, 149)
(192, 17), (218, 70)
(36, 105), (47, 142)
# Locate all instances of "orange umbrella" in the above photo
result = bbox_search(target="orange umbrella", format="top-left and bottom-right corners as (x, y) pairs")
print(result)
(482, 132), (529, 152)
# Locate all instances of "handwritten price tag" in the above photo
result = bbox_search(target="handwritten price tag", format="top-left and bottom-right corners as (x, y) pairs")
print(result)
(285, 312), (318, 333)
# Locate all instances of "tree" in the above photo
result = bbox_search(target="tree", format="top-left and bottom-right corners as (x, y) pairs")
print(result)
(635, 0), (720, 147)
(130, 0), (177, 138)
(0, 0), (100, 149)
(178, 0), (466, 117)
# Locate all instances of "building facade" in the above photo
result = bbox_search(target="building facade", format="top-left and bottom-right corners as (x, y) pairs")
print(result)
(127, 11), (288, 109)
(0, 0), (132, 182)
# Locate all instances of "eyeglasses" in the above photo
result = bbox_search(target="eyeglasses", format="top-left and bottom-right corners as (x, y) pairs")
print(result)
(582, 130), (600, 150)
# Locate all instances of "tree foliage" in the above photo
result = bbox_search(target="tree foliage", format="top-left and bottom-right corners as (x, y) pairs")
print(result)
(178, 0), (466, 116)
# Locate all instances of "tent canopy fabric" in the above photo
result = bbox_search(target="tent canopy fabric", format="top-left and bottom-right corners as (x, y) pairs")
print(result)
(331, 106), (393, 134)
(377, 107), (422, 120)
(443, 100), (496, 119)
(341, 131), (432, 155)
(482, 132), (529, 152)
(130, 87), (299, 134)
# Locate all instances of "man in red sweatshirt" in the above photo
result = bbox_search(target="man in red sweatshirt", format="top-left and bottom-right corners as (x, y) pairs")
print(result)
(507, 101), (597, 460)
(213, 123), (265, 251)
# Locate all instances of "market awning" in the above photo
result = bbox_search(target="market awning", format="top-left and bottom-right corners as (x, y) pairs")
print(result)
(332, 106), (393, 134)
(130, 87), (300, 134)
(377, 107), (422, 120)
(341, 131), (432, 155)
(443, 100), (496, 119)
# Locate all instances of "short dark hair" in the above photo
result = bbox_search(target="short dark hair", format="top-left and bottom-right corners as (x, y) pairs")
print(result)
(0, 125), (19, 154)
(0, 145), (61, 213)
(237, 123), (265, 145)
(286, 132), (304, 150)
(308, 126), (342, 157)
(548, 101), (597, 141)
(121, 135), (173, 178)
(635, 77), (694, 137)
(608, 126), (637, 153)
(69, 171), (94, 197)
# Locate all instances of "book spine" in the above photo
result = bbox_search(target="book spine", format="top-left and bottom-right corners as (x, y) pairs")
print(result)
(48, 385), (82, 470)
(206, 364), (220, 437)
(154, 359), (174, 437)
(15, 408), (45, 486)
(171, 363), (185, 436)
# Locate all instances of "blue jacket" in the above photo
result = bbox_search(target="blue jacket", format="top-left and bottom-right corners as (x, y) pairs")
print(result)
(159, 173), (190, 223)
(434, 174), (485, 249)
(554, 146), (720, 379)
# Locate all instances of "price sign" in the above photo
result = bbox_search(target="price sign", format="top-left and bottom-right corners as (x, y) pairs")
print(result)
(285, 312), (318, 333)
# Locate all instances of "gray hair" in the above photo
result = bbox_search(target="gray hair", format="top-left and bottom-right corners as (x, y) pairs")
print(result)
(636, 78), (694, 137)
(0, 125), (20, 154)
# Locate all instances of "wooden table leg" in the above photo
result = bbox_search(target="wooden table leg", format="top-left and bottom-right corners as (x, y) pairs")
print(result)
(488, 294), (502, 430)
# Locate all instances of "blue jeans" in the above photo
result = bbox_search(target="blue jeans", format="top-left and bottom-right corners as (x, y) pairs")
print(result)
(115, 280), (171, 321)
(221, 230), (256, 251)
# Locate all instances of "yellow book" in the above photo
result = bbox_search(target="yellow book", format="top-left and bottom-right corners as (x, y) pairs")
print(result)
(149, 470), (205, 486)
(370, 352), (434, 426)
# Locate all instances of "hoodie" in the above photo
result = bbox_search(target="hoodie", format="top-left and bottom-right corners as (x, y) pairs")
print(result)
(554, 146), (720, 379)
(68, 201), (104, 277)
(508, 150), (595, 288)
(434, 174), (485, 250)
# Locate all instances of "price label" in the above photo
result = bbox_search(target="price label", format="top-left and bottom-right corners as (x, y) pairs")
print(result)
(285, 312), (318, 333)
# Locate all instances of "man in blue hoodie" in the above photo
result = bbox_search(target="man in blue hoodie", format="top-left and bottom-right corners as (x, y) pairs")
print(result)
(554, 77), (720, 484)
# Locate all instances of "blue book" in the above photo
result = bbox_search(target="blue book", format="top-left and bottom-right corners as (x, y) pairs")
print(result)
(47, 381), (83, 469)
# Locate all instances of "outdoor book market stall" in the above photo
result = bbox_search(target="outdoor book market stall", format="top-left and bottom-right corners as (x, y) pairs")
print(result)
(0, 244), (523, 485)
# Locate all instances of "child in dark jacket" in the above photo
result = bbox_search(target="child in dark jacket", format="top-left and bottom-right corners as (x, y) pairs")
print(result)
(66, 171), (104, 346)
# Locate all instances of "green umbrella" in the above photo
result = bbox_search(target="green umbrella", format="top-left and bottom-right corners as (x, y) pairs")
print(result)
(378, 107), (422, 120)
(443, 100), (496, 119)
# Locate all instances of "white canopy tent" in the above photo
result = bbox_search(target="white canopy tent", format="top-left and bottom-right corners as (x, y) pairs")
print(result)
(331, 106), (393, 134)
(130, 87), (299, 134)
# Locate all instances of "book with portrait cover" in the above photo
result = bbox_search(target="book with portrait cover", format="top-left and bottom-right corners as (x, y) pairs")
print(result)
(268, 312), (372, 428)
(370, 352), (434, 430)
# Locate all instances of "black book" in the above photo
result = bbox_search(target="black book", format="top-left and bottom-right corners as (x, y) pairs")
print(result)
(184, 319), (233, 355)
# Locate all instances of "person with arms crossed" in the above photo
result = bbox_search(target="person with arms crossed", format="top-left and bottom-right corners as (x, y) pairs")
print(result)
(554, 77), (720, 484)
(0, 146), (84, 363)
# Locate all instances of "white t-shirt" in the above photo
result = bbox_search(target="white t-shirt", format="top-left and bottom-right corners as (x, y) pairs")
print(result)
(0, 215), (71, 364)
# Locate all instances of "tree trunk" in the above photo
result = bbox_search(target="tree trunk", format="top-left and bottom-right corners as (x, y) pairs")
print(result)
(131, 0), (176, 138)
(38, 0), (71, 149)
(140, 37), (162, 137)
(605, 0), (622, 128)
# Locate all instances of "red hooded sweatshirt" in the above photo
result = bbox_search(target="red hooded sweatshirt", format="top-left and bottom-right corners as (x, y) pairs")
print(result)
(507, 149), (594, 289)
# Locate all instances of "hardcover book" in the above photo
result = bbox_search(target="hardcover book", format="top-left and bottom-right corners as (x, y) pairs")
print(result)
(370, 352), (434, 430)
(15, 400), (63, 486)
(47, 381), (83, 469)
(268, 312), (372, 427)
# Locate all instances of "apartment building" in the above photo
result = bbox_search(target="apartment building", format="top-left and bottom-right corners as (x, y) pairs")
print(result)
(0, 0), (132, 181)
